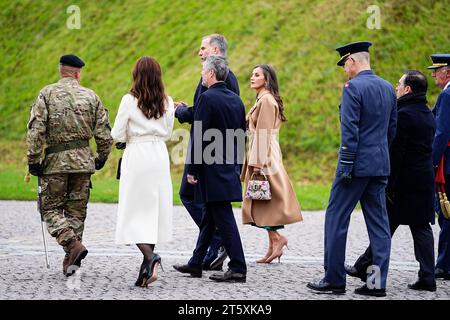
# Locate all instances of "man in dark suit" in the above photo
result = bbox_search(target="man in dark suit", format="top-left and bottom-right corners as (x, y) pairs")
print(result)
(307, 41), (397, 297)
(175, 34), (239, 270)
(428, 54), (450, 281)
(345, 70), (437, 292)
(173, 55), (247, 282)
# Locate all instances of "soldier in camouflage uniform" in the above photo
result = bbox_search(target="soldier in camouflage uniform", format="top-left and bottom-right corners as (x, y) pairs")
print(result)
(26, 54), (113, 276)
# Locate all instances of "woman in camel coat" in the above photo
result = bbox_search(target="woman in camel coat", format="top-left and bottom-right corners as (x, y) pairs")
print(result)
(241, 64), (302, 263)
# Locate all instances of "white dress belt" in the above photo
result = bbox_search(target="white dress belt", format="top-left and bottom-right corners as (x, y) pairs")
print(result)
(128, 135), (165, 143)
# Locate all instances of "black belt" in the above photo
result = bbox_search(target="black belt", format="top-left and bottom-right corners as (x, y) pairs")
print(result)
(45, 139), (89, 155)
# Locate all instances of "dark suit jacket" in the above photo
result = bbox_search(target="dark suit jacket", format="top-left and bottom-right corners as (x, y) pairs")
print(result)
(187, 82), (246, 203)
(176, 70), (239, 197)
(338, 70), (397, 177)
(388, 93), (436, 225)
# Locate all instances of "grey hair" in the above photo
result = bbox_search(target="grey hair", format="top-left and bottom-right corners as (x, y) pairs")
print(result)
(351, 52), (370, 64)
(203, 34), (228, 57)
(203, 56), (229, 81)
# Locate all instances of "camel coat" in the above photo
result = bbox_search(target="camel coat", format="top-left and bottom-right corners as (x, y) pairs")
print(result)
(241, 90), (302, 227)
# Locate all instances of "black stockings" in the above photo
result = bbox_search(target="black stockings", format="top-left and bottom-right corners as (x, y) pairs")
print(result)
(137, 243), (155, 263)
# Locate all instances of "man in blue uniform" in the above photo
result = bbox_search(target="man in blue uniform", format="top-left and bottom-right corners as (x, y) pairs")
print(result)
(345, 70), (437, 292)
(428, 54), (450, 280)
(175, 34), (239, 271)
(307, 41), (397, 297)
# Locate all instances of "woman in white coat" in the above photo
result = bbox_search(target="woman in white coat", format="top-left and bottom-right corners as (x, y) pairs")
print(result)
(111, 56), (174, 287)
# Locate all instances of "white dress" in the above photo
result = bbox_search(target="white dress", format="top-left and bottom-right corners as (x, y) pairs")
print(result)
(111, 93), (174, 244)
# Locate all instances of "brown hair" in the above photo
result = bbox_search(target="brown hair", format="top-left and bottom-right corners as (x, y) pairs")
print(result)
(130, 56), (166, 119)
(254, 64), (287, 122)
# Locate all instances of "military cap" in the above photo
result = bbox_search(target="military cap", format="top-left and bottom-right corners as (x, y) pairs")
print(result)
(59, 54), (85, 68)
(335, 41), (372, 66)
(427, 54), (450, 69)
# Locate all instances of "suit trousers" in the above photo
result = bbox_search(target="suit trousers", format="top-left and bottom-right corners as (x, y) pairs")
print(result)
(353, 216), (435, 285)
(181, 195), (223, 266)
(188, 201), (247, 274)
(324, 176), (391, 288)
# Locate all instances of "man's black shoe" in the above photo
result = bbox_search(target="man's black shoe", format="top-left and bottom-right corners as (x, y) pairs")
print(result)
(209, 246), (227, 270)
(345, 264), (366, 282)
(209, 269), (246, 283)
(306, 279), (346, 294)
(408, 279), (436, 292)
(173, 264), (202, 278)
(435, 268), (450, 280)
(202, 263), (223, 271)
(354, 284), (386, 297)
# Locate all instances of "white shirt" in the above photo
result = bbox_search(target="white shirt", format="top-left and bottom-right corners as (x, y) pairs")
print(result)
(444, 81), (450, 91)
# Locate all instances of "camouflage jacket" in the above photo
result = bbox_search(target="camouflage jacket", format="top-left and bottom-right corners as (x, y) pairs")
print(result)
(26, 77), (113, 174)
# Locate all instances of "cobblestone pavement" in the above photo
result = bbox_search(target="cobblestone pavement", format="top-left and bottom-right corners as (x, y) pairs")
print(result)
(0, 200), (449, 300)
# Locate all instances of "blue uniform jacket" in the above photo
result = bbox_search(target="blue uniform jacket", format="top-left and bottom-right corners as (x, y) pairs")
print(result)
(432, 85), (450, 174)
(187, 82), (246, 203)
(338, 70), (397, 177)
(176, 70), (239, 197)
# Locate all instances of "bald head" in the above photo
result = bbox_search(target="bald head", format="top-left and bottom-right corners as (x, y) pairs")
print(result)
(59, 64), (81, 81)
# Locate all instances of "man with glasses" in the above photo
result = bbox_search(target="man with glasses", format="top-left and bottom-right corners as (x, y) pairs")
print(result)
(428, 54), (450, 281)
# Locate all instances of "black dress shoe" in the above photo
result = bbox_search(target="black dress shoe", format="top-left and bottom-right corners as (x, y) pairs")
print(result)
(354, 284), (386, 297)
(306, 279), (346, 294)
(209, 246), (228, 270)
(345, 264), (366, 282)
(173, 264), (202, 278)
(209, 269), (246, 283)
(202, 263), (223, 271)
(435, 268), (450, 280)
(408, 279), (436, 292)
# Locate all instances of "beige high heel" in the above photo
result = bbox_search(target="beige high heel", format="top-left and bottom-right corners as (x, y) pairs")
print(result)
(256, 244), (273, 263)
(265, 235), (288, 263)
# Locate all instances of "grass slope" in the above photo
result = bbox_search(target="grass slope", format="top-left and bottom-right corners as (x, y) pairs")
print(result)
(0, 0), (449, 208)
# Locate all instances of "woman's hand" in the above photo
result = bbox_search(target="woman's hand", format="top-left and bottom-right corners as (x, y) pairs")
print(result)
(174, 101), (187, 110)
(252, 167), (262, 174)
(187, 174), (198, 185)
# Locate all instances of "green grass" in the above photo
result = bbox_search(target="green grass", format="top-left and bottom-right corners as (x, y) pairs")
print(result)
(0, 132), (330, 209)
(0, 164), (331, 210)
(1, 0), (448, 208)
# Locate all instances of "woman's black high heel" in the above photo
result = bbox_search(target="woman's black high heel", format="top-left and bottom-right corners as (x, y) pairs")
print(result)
(141, 254), (164, 287)
(135, 260), (147, 287)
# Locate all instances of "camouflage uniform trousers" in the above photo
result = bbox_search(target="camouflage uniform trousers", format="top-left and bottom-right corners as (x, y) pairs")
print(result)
(40, 173), (91, 248)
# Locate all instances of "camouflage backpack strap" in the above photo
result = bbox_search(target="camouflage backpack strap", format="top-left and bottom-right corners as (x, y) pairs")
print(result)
(45, 139), (89, 155)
